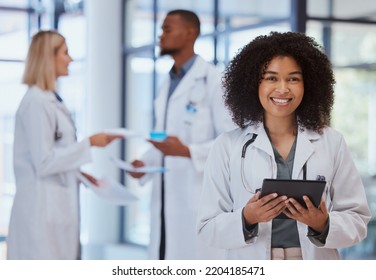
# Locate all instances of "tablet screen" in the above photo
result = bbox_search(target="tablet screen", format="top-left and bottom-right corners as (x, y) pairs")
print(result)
(260, 179), (326, 219)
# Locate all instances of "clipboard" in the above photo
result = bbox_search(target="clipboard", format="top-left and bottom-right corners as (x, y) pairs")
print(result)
(260, 178), (326, 219)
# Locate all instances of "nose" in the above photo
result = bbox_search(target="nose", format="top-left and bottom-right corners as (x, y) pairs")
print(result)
(275, 80), (289, 94)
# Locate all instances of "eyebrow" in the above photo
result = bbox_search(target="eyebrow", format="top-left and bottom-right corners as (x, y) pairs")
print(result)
(264, 70), (303, 75)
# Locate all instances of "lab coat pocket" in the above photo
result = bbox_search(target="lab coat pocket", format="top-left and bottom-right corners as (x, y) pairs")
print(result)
(186, 106), (213, 143)
(45, 176), (71, 225)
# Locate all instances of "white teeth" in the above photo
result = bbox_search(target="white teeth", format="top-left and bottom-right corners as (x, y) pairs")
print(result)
(272, 98), (289, 104)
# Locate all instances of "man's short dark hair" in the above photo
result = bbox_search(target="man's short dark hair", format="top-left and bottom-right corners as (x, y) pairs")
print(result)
(167, 9), (200, 36)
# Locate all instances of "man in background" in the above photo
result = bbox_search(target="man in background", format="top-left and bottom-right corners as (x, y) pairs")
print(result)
(128, 9), (235, 260)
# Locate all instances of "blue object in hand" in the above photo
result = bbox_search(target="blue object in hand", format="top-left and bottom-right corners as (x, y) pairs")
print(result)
(149, 131), (167, 141)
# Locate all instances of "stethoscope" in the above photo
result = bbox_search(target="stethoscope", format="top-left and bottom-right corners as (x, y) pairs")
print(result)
(53, 92), (76, 141)
(54, 121), (63, 141)
(240, 133), (307, 194)
(54, 92), (63, 141)
(54, 115), (76, 141)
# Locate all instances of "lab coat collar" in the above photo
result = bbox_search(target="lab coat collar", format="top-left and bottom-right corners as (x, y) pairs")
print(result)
(168, 55), (208, 101)
(169, 55), (197, 79)
(293, 127), (319, 179)
(31, 86), (66, 107)
(243, 123), (321, 179)
(34, 86), (72, 117)
(28, 86), (73, 124)
(244, 122), (320, 141)
(243, 122), (321, 143)
(243, 123), (273, 157)
(31, 85), (56, 102)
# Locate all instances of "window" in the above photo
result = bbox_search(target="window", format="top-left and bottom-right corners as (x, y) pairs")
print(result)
(0, 4), (30, 260)
(306, 0), (376, 258)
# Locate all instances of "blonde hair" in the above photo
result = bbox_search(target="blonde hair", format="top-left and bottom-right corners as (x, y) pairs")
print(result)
(22, 30), (66, 91)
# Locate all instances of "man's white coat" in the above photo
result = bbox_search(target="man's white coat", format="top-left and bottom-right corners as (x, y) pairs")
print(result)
(141, 56), (235, 259)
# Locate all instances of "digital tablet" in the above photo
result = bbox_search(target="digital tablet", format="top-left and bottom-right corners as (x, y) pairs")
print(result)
(260, 179), (326, 219)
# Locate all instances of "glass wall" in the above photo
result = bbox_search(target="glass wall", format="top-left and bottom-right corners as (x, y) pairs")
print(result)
(0, 2), (31, 260)
(306, 0), (376, 257)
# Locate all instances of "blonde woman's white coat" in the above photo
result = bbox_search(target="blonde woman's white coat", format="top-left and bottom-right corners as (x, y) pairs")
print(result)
(7, 86), (91, 259)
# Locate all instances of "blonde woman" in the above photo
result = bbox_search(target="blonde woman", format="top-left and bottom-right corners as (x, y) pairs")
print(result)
(6, 30), (122, 259)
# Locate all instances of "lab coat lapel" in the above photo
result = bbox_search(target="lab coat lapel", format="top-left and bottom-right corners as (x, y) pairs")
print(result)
(43, 90), (71, 119)
(243, 125), (321, 180)
(169, 56), (207, 101)
(53, 95), (77, 134)
(244, 125), (274, 158)
(292, 128), (320, 179)
(56, 100), (71, 118)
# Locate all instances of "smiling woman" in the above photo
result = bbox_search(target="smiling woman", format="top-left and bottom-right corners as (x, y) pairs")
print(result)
(222, 32), (334, 132)
(197, 31), (371, 260)
(258, 56), (304, 132)
(258, 56), (304, 160)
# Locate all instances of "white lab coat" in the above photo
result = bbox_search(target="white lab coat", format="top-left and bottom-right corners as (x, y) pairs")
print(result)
(7, 86), (92, 259)
(140, 56), (235, 259)
(198, 124), (372, 259)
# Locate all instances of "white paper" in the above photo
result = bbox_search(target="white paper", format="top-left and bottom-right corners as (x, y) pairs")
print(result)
(110, 156), (167, 173)
(104, 128), (144, 138)
(78, 173), (138, 205)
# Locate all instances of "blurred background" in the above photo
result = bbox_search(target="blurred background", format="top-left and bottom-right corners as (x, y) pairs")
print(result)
(0, 0), (376, 259)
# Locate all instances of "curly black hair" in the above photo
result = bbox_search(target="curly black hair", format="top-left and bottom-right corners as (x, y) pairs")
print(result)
(223, 31), (335, 133)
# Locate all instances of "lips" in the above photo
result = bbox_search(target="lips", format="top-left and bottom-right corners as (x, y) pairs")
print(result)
(271, 97), (292, 104)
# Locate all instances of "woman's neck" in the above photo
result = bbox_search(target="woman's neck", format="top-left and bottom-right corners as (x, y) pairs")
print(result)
(264, 116), (297, 137)
(264, 116), (297, 160)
